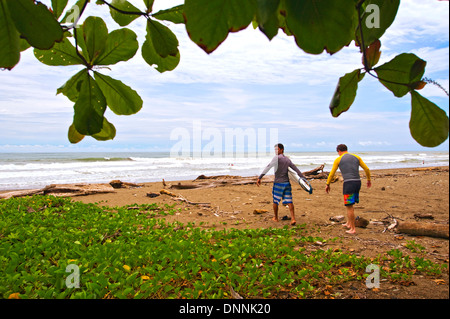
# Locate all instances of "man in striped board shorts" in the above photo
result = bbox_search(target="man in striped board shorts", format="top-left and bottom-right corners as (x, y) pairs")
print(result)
(326, 144), (372, 234)
(256, 143), (306, 226)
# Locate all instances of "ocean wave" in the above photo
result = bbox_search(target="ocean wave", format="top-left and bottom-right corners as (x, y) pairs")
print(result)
(76, 157), (134, 162)
(0, 151), (447, 191)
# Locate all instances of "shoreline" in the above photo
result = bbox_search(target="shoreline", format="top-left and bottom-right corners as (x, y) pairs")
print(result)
(1, 165), (448, 194)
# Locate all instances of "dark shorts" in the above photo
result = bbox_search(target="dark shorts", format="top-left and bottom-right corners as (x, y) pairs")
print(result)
(343, 180), (361, 206)
(272, 182), (293, 205)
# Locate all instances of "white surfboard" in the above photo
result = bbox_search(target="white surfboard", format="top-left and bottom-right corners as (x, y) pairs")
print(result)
(288, 167), (313, 194)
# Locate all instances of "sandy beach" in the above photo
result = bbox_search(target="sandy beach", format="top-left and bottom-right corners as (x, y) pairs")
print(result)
(1, 166), (448, 299)
(69, 166), (449, 299)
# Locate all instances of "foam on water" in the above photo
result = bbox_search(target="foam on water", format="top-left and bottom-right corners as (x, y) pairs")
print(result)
(0, 151), (448, 191)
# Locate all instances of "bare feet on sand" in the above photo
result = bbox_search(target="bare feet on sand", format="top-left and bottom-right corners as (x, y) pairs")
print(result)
(273, 217), (296, 226)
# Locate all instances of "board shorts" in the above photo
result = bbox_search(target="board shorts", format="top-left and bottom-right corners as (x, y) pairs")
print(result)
(343, 180), (361, 206)
(272, 182), (293, 205)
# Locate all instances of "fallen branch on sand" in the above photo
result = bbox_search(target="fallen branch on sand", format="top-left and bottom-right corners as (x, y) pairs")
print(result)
(388, 219), (449, 239)
(159, 189), (211, 207)
(0, 183), (116, 199)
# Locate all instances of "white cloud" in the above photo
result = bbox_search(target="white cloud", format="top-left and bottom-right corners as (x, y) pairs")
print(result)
(383, 0), (449, 46)
(358, 141), (392, 147)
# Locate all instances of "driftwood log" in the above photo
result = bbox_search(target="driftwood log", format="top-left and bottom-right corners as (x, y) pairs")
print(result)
(167, 165), (335, 190)
(0, 183), (115, 199)
(390, 220), (449, 239)
(413, 166), (449, 172)
(109, 180), (142, 189)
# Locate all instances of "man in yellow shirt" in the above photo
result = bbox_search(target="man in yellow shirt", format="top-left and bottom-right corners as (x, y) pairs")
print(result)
(326, 144), (372, 234)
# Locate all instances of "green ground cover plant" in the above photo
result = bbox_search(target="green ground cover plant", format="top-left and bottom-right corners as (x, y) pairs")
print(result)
(0, 195), (446, 299)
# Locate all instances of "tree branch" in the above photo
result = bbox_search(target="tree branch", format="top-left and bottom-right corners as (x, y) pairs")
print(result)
(62, 0), (90, 31)
(73, 27), (91, 70)
(356, 0), (370, 73)
(98, 0), (148, 18)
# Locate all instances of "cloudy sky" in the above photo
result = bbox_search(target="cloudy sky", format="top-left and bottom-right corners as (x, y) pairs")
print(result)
(0, 0), (448, 153)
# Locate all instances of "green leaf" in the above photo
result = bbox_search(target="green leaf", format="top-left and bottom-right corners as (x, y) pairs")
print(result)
(255, 0), (280, 40)
(143, 0), (154, 12)
(0, 0), (20, 70)
(51, 0), (69, 19)
(73, 71), (106, 135)
(57, 69), (87, 102)
(7, 0), (63, 50)
(284, 0), (358, 54)
(60, 0), (86, 25)
(184, 0), (257, 54)
(374, 53), (426, 98)
(356, 0), (400, 47)
(409, 91), (449, 147)
(92, 118), (116, 141)
(94, 72), (143, 115)
(68, 123), (85, 144)
(152, 5), (185, 24)
(34, 36), (84, 66)
(82, 16), (108, 64)
(96, 28), (139, 65)
(142, 30), (180, 73)
(109, 0), (142, 27)
(19, 38), (31, 52)
(329, 69), (365, 117)
(146, 19), (179, 58)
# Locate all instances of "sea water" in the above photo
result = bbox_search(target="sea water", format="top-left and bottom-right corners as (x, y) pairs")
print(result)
(0, 151), (448, 191)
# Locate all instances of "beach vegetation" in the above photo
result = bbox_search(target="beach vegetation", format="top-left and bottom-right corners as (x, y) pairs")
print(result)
(0, 195), (446, 299)
(0, 0), (448, 147)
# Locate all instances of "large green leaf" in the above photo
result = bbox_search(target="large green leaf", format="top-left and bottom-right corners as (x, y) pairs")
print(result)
(284, 0), (358, 54)
(255, 0), (280, 40)
(94, 72), (143, 115)
(69, 118), (115, 142)
(143, 0), (154, 12)
(7, 0), (63, 50)
(34, 36), (84, 66)
(92, 118), (116, 141)
(68, 123), (85, 144)
(57, 69), (87, 102)
(409, 91), (449, 147)
(73, 72), (106, 135)
(184, 0), (257, 53)
(0, 0), (20, 70)
(329, 69), (365, 117)
(82, 16), (108, 64)
(374, 53), (426, 98)
(109, 0), (142, 27)
(142, 34), (180, 73)
(51, 0), (69, 19)
(96, 28), (139, 65)
(152, 5), (185, 24)
(142, 20), (180, 72)
(146, 19), (179, 58)
(356, 0), (400, 47)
